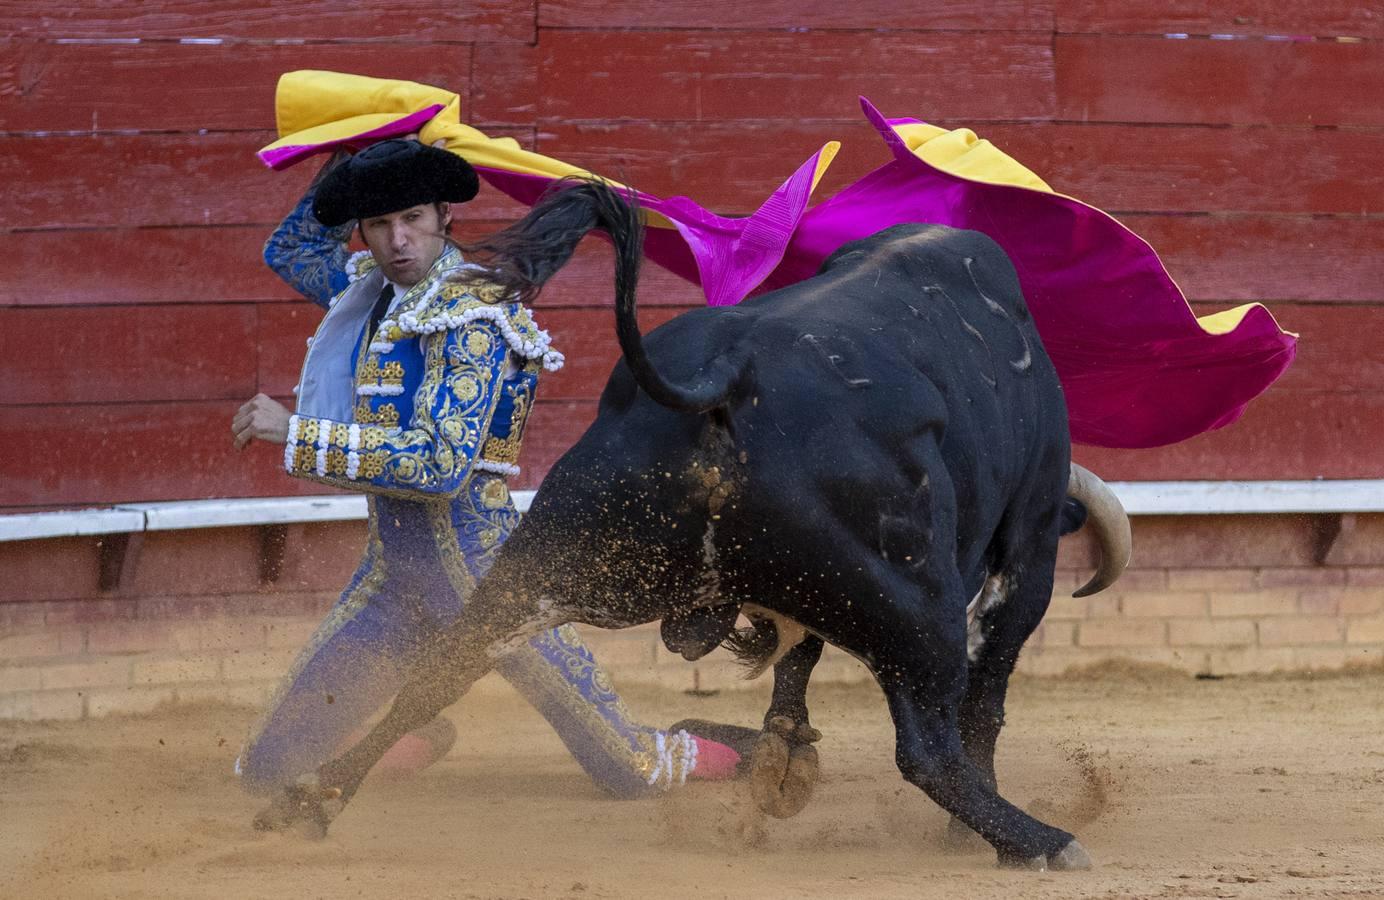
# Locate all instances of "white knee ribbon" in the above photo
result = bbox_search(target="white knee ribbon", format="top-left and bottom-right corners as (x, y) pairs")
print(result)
(646, 729), (699, 788)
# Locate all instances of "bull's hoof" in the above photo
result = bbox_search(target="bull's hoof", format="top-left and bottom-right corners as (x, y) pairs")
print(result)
(766, 715), (822, 744)
(251, 775), (343, 839)
(251, 800), (292, 833)
(1049, 839), (1093, 871)
(748, 717), (821, 819)
(997, 839), (1093, 872)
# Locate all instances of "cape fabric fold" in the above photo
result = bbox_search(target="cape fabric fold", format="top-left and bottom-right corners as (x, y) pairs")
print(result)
(259, 71), (1296, 449)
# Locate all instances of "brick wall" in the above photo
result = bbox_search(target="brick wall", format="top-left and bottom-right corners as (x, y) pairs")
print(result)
(3, 513), (1382, 720)
(1021, 513), (1384, 676)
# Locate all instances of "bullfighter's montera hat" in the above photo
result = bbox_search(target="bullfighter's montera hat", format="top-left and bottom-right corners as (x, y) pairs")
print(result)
(313, 138), (479, 226)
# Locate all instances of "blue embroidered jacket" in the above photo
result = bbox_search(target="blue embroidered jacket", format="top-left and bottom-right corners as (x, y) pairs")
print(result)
(264, 189), (562, 498)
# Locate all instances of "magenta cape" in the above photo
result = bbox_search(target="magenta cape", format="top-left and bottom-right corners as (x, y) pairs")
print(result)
(259, 84), (1295, 450)
(470, 101), (1294, 449)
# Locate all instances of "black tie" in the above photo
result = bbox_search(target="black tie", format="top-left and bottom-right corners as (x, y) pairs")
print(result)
(367, 284), (394, 343)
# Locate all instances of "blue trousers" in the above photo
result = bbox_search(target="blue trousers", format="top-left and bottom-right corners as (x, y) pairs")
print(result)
(238, 474), (696, 798)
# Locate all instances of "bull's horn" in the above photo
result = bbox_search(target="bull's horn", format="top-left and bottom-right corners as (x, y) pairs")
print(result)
(1068, 462), (1132, 598)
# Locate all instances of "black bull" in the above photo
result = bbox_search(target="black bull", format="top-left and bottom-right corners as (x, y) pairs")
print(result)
(269, 181), (1131, 871)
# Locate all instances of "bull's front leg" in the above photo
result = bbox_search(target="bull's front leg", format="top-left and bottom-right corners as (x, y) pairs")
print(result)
(947, 564), (1056, 851)
(871, 578), (1089, 869)
(749, 634), (824, 818)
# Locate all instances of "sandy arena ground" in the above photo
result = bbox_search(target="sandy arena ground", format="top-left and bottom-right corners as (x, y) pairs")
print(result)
(4, 669), (1384, 899)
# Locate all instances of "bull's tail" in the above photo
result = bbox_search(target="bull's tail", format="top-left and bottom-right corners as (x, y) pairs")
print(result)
(603, 201), (747, 416)
(722, 618), (780, 678)
(722, 606), (809, 679)
(466, 178), (744, 414)
(458, 177), (642, 303)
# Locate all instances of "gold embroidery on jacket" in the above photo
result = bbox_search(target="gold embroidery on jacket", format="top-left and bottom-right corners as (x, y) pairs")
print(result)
(479, 363), (539, 466)
(355, 400), (400, 431)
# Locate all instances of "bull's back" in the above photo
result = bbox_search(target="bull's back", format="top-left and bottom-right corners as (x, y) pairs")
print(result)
(741, 225), (1063, 460)
(583, 223), (1069, 572)
(718, 225), (1068, 571)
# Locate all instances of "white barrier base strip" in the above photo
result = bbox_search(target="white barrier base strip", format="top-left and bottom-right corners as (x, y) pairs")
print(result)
(0, 492), (534, 542)
(0, 508), (146, 542)
(1111, 480), (1384, 515)
(2, 481), (1382, 543)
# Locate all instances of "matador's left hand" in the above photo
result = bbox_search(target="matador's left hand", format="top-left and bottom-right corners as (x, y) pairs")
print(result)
(233, 393), (292, 449)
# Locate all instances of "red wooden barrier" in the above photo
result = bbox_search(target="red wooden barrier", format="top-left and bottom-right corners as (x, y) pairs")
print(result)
(1055, 2), (1383, 38)
(0, 400), (314, 506)
(1056, 35), (1384, 127)
(3, 7), (1381, 509)
(535, 31), (1056, 123)
(2, 134), (535, 230)
(0, 227), (297, 307)
(0, 0), (535, 42)
(0, 305), (258, 404)
(256, 304), (320, 397)
(0, 41), (473, 133)
(538, 0), (1054, 31)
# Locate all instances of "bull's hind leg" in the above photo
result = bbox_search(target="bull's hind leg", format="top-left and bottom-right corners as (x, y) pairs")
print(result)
(763, 633), (824, 734)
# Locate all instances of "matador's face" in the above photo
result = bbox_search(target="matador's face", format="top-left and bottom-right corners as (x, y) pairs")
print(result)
(359, 202), (452, 288)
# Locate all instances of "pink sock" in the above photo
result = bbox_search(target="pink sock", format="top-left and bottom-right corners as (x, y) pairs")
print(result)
(688, 737), (741, 781)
